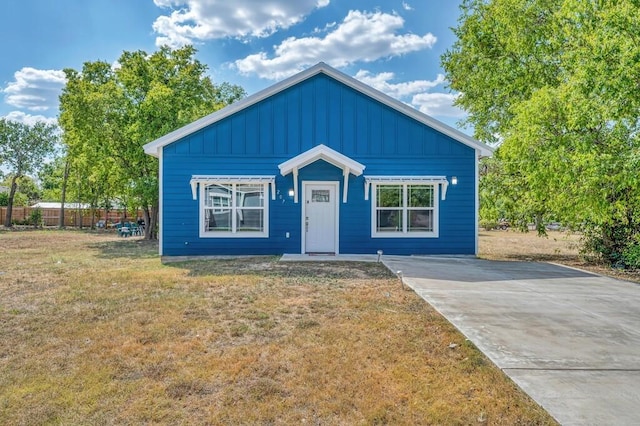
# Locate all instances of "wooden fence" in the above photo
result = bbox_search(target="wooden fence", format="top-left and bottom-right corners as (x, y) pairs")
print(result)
(0, 207), (144, 228)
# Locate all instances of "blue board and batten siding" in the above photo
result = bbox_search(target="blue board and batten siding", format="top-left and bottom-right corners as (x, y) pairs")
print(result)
(161, 73), (477, 256)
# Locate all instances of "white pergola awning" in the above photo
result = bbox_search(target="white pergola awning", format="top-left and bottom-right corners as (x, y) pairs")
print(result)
(189, 175), (276, 201)
(364, 176), (450, 201)
(278, 144), (365, 203)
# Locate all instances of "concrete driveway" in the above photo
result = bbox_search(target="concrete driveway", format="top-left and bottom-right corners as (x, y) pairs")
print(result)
(382, 256), (640, 426)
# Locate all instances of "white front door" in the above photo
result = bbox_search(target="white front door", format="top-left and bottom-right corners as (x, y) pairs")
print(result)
(304, 182), (338, 253)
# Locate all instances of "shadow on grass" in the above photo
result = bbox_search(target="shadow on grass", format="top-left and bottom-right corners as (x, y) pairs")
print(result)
(87, 237), (394, 280)
(90, 238), (159, 260)
(168, 257), (395, 279)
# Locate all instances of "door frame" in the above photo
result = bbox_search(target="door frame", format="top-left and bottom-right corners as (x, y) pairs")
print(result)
(301, 181), (340, 254)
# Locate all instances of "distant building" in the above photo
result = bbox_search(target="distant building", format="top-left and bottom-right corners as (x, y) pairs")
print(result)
(30, 202), (91, 209)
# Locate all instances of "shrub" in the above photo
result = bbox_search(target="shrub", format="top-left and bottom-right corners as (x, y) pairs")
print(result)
(479, 219), (498, 231)
(581, 220), (634, 266)
(623, 244), (640, 270)
(29, 208), (43, 228)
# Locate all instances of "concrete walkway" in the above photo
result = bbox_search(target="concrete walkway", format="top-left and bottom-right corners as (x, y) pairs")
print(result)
(382, 256), (640, 426)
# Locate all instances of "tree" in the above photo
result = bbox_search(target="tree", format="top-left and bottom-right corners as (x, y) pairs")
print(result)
(0, 175), (39, 207)
(39, 156), (66, 201)
(59, 45), (245, 239)
(39, 155), (72, 227)
(0, 119), (58, 226)
(442, 0), (640, 265)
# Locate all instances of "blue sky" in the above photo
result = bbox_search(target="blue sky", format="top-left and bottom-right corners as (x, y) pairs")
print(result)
(1, 0), (467, 131)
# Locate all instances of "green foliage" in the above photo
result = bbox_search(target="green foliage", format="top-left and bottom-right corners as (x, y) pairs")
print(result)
(13, 175), (41, 204)
(29, 208), (43, 228)
(0, 191), (27, 207)
(3, 192), (28, 207)
(0, 120), (58, 178)
(444, 0), (640, 264)
(0, 119), (58, 226)
(39, 157), (67, 201)
(479, 219), (498, 231)
(59, 45), (246, 239)
(1, 175), (42, 206)
(623, 244), (640, 270)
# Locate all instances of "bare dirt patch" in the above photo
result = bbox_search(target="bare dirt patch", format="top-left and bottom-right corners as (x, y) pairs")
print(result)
(0, 230), (556, 424)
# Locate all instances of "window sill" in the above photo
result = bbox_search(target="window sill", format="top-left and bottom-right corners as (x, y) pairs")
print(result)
(199, 232), (269, 239)
(372, 232), (439, 238)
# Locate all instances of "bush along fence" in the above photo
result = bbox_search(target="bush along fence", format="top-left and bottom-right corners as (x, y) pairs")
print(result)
(0, 207), (144, 228)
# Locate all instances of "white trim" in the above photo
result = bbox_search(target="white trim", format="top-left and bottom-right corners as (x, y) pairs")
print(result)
(342, 167), (350, 203)
(197, 180), (270, 238)
(293, 168), (299, 203)
(301, 181), (340, 254)
(143, 62), (493, 158)
(370, 181), (440, 239)
(158, 149), (163, 256)
(364, 176), (450, 201)
(278, 144), (365, 204)
(189, 175), (276, 201)
(278, 144), (365, 176)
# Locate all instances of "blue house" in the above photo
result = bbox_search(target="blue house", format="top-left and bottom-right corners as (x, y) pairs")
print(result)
(143, 63), (492, 257)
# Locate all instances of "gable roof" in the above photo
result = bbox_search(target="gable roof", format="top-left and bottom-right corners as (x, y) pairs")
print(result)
(143, 62), (494, 158)
(278, 144), (365, 177)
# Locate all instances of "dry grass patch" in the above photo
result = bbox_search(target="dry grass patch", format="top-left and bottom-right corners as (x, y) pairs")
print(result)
(479, 230), (640, 284)
(0, 230), (555, 424)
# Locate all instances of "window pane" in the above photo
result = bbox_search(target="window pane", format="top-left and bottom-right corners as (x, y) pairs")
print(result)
(377, 185), (402, 208)
(237, 209), (264, 232)
(408, 185), (433, 208)
(311, 189), (330, 202)
(205, 209), (231, 231)
(376, 209), (403, 232)
(408, 210), (433, 232)
(236, 184), (264, 207)
(205, 184), (232, 209)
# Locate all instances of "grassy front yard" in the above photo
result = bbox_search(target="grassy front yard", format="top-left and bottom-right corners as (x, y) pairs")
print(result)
(0, 230), (555, 424)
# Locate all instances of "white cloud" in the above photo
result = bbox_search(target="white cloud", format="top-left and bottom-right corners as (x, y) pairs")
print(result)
(402, 1), (414, 11)
(354, 70), (444, 99)
(234, 10), (437, 80)
(354, 70), (466, 118)
(412, 92), (467, 118)
(2, 68), (66, 112)
(152, 0), (330, 47)
(3, 111), (58, 127)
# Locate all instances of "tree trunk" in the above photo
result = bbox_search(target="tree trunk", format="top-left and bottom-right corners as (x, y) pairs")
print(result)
(104, 199), (110, 229)
(58, 159), (70, 228)
(77, 191), (83, 230)
(3, 175), (19, 227)
(150, 205), (159, 240)
(90, 205), (96, 229)
(143, 203), (159, 240)
(90, 197), (98, 229)
(142, 207), (150, 239)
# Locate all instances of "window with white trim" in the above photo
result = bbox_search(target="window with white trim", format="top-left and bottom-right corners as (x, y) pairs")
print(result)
(371, 182), (439, 238)
(201, 182), (269, 237)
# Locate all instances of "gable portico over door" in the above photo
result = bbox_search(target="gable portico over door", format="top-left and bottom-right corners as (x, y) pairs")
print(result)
(278, 144), (366, 254)
(302, 181), (339, 254)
